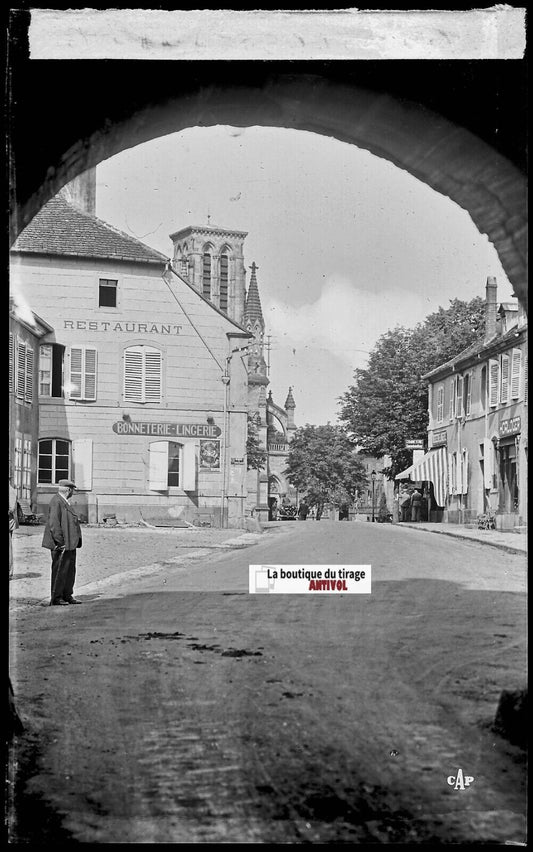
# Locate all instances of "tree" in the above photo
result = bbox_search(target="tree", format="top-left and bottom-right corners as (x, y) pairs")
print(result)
(338, 297), (485, 478)
(246, 413), (267, 471)
(284, 424), (367, 517)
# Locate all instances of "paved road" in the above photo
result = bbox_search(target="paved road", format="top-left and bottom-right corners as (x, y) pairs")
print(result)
(8, 521), (527, 844)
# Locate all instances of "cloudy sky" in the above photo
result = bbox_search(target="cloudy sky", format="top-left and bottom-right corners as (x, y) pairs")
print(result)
(96, 125), (514, 426)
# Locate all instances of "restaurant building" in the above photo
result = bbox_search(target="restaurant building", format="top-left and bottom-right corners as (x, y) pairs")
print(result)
(397, 277), (527, 529)
(10, 182), (253, 527)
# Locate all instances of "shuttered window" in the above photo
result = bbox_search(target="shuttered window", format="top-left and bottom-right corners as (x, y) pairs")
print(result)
(449, 377), (456, 420)
(69, 347), (97, 401)
(455, 375), (463, 418)
(149, 441), (196, 491)
(489, 358), (499, 407)
(124, 345), (162, 403)
(436, 385), (444, 423)
(464, 372), (472, 416)
(14, 339), (34, 403)
(9, 333), (15, 394)
(25, 348), (34, 403)
(500, 353), (509, 404)
(511, 348), (522, 400)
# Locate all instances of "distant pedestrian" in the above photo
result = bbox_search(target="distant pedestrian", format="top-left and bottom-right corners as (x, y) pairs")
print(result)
(410, 489), (422, 522)
(298, 499), (309, 520)
(42, 480), (83, 606)
(400, 488), (411, 522)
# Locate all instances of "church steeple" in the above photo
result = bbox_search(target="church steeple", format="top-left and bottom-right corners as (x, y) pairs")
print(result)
(245, 262), (268, 384)
(244, 262), (264, 326)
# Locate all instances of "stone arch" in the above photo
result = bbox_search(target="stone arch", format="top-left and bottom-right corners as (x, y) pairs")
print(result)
(10, 65), (527, 310)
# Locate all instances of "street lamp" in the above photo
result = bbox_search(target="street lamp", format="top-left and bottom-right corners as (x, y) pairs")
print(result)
(371, 470), (377, 523)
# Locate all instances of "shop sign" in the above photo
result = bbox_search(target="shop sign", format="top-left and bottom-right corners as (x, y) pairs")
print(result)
(113, 421), (221, 438)
(64, 320), (182, 334)
(499, 416), (521, 437)
(405, 439), (424, 450)
(200, 440), (220, 469)
(431, 430), (448, 447)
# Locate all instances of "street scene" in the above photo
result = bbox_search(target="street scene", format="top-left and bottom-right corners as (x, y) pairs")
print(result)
(7, 8), (527, 848)
(8, 519), (527, 843)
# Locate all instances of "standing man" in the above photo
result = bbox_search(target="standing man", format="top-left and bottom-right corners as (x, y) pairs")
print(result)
(400, 488), (411, 522)
(42, 479), (83, 606)
(410, 488), (422, 523)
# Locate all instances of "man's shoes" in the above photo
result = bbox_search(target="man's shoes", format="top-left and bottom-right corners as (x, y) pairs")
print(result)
(66, 598), (83, 604)
(50, 599), (69, 606)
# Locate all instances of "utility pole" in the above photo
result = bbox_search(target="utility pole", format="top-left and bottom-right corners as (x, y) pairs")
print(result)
(265, 334), (272, 376)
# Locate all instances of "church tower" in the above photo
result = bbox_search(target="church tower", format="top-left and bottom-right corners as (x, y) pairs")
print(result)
(169, 222), (248, 323)
(244, 262), (268, 383)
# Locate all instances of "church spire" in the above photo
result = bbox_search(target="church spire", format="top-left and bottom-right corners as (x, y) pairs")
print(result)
(244, 262), (264, 326)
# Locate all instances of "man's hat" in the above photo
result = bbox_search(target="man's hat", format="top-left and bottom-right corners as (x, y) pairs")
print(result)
(58, 479), (76, 488)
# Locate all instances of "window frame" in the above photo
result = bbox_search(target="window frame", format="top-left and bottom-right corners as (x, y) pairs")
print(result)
(98, 277), (119, 309)
(39, 343), (65, 399)
(37, 437), (71, 485)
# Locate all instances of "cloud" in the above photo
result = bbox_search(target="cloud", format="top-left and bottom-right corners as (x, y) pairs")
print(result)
(265, 275), (429, 369)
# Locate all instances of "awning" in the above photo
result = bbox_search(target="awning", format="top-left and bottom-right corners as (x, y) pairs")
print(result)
(395, 447), (448, 507)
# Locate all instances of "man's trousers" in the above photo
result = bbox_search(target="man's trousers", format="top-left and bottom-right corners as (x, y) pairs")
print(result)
(50, 548), (77, 603)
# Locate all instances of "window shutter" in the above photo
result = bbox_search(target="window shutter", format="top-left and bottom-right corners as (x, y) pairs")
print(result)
(465, 373), (472, 416)
(483, 439), (493, 489)
(9, 333), (14, 394)
(144, 351), (162, 402)
(500, 354), (509, 404)
(437, 386), (444, 423)
(456, 376), (463, 418)
(182, 442), (197, 491)
(16, 340), (26, 400)
(24, 346), (34, 403)
(461, 449), (469, 494)
(455, 452), (462, 494)
(70, 347), (83, 399)
(511, 348), (522, 399)
(447, 453), (455, 494)
(72, 439), (93, 490)
(149, 441), (168, 490)
(449, 377), (456, 420)
(489, 359), (499, 407)
(84, 348), (97, 400)
(124, 349), (143, 402)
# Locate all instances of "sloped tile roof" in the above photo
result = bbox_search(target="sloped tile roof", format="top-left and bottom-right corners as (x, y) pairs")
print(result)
(11, 194), (169, 265)
(422, 324), (527, 380)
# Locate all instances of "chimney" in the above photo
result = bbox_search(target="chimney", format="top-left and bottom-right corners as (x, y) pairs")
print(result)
(484, 276), (498, 342)
(60, 168), (97, 216)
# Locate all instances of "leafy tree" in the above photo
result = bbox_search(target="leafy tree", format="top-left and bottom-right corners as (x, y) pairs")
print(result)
(338, 297), (485, 478)
(246, 413), (267, 471)
(284, 424), (367, 517)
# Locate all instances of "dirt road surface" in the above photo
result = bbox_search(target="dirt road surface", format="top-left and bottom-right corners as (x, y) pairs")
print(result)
(7, 521), (527, 844)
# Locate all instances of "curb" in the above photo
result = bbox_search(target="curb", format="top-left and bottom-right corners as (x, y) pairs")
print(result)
(398, 523), (527, 556)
